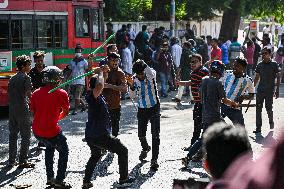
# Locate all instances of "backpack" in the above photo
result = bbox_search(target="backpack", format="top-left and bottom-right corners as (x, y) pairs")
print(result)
(277, 46), (284, 56)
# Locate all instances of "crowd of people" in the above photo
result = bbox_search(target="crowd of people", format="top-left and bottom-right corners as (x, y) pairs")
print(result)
(6, 22), (284, 189)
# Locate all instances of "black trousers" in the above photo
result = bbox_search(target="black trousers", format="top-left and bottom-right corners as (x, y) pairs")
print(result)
(191, 102), (202, 145)
(137, 104), (160, 161)
(109, 108), (121, 137)
(83, 134), (128, 182)
(256, 92), (274, 130)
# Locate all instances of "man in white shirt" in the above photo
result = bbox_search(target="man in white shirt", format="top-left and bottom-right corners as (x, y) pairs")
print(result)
(170, 37), (182, 68)
(127, 24), (136, 59)
(121, 42), (133, 75)
(263, 24), (270, 36)
(69, 44), (91, 115)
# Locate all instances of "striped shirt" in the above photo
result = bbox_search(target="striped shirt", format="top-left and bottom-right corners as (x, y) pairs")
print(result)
(190, 66), (209, 102)
(129, 66), (160, 108)
(222, 70), (254, 102)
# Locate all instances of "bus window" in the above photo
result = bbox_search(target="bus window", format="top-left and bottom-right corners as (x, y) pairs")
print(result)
(11, 20), (33, 49)
(92, 9), (100, 41)
(55, 18), (67, 48)
(37, 20), (53, 48)
(75, 8), (90, 37)
(0, 19), (9, 49)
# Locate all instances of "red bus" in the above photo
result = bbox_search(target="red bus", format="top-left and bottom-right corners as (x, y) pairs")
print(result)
(0, 0), (105, 107)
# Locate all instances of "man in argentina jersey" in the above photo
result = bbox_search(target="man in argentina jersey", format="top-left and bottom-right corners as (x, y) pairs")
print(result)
(221, 57), (254, 126)
(128, 59), (160, 171)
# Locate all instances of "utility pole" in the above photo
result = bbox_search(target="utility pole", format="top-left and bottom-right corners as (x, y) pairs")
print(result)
(170, 0), (175, 37)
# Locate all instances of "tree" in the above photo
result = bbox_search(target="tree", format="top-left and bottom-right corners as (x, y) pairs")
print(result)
(219, 0), (242, 40)
(103, 0), (284, 40)
(104, 0), (152, 21)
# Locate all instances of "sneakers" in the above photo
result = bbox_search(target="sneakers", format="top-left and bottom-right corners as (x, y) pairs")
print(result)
(82, 182), (93, 189)
(150, 160), (159, 171)
(139, 146), (151, 161)
(71, 111), (77, 115)
(253, 129), (261, 134)
(46, 178), (56, 186)
(171, 97), (181, 103)
(117, 177), (135, 187)
(18, 161), (35, 169)
(54, 180), (72, 188)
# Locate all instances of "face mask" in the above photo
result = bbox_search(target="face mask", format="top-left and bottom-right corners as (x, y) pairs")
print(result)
(75, 53), (82, 58)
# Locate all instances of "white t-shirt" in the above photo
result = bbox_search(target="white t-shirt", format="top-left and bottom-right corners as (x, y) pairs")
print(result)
(69, 58), (88, 85)
(171, 44), (182, 67)
(263, 26), (270, 34)
(122, 47), (133, 74)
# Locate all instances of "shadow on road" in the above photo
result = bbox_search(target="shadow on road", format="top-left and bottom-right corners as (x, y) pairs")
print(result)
(65, 152), (114, 180)
(114, 161), (156, 189)
(0, 146), (42, 187)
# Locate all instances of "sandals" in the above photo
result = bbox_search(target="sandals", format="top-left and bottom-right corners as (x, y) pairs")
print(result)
(18, 162), (35, 169)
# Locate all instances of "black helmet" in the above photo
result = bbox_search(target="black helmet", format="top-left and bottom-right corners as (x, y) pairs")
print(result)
(42, 66), (64, 84)
(210, 60), (225, 76)
(132, 59), (147, 74)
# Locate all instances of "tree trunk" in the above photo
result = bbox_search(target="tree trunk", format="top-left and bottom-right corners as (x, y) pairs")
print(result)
(219, 0), (241, 40)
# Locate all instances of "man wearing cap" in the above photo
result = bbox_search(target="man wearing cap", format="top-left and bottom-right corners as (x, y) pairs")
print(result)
(69, 44), (92, 115)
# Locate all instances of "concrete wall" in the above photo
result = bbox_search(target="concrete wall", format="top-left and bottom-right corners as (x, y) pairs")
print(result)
(109, 18), (222, 38)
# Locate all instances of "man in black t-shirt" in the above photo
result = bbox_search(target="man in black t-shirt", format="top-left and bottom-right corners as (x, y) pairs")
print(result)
(29, 51), (46, 90)
(253, 47), (281, 133)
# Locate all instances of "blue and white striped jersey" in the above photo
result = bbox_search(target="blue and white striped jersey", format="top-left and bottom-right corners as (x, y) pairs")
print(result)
(222, 70), (254, 101)
(129, 66), (160, 109)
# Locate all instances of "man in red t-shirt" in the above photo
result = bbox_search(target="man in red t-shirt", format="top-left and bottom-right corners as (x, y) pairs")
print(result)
(30, 66), (71, 189)
(211, 38), (222, 61)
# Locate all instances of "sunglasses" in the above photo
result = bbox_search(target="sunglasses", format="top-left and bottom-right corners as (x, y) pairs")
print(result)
(191, 60), (200, 64)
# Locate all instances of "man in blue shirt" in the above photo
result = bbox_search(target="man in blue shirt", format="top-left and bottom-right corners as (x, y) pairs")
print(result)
(82, 65), (133, 188)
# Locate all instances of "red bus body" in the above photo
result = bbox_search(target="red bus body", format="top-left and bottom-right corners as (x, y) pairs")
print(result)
(0, 0), (105, 106)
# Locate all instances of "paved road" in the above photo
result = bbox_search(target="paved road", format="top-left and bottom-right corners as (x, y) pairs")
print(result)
(0, 84), (284, 189)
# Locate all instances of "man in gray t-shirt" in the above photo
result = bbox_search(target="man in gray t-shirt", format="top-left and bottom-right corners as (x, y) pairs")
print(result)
(254, 47), (281, 133)
(181, 60), (238, 166)
(8, 55), (34, 168)
(201, 76), (226, 127)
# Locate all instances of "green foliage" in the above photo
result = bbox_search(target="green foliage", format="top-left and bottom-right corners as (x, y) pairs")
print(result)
(104, 0), (152, 21)
(104, 0), (284, 24)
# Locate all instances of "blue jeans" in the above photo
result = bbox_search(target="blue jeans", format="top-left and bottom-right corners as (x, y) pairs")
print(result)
(159, 72), (168, 96)
(36, 132), (69, 181)
(186, 118), (222, 159)
(221, 104), (245, 126)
